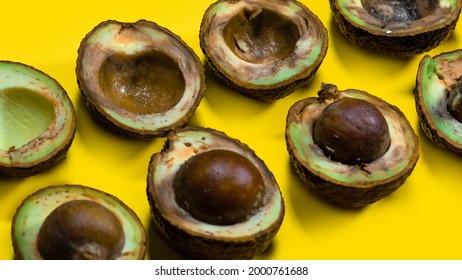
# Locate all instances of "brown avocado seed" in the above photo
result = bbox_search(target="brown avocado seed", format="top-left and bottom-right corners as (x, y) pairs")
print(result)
(313, 97), (391, 165)
(448, 77), (462, 122)
(37, 200), (125, 260)
(173, 149), (264, 226)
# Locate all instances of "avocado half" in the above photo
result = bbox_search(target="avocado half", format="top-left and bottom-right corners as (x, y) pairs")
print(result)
(199, 0), (328, 101)
(12, 184), (146, 260)
(330, 0), (462, 56)
(286, 84), (419, 208)
(76, 20), (205, 139)
(147, 126), (284, 259)
(0, 61), (76, 177)
(415, 49), (462, 155)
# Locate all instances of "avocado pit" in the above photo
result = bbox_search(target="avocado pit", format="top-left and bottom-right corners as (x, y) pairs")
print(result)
(37, 200), (125, 260)
(173, 149), (264, 225)
(313, 97), (391, 165)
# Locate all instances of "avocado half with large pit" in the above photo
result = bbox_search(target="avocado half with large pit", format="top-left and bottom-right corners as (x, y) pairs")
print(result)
(147, 126), (284, 259)
(0, 61), (76, 177)
(76, 20), (205, 139)
(415, 49), (462, 155)
(199, 0), (328, 101)
(12, 184), (146, 260)
(286, 84), (419, 208)
(329, 0), (462, 56)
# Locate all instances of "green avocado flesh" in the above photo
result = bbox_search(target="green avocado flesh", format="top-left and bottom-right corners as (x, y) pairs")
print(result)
(289, 90), (418, 186)
(419, 50), (462, 145)
(0, 88), (54, 150)
(337, 0), (458, 33)
(0, 61), (75, 170)
(12, 185), (146, 260)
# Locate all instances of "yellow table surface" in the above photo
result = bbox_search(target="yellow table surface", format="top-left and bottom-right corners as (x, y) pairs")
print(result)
(1, 1), (462, 260)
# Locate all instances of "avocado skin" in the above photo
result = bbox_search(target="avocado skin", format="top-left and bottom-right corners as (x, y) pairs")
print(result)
(285, 96), (419, 208)
(0, 136), (75, 177)
(329, 0), (461, 57)
(414, 54), (462, 156)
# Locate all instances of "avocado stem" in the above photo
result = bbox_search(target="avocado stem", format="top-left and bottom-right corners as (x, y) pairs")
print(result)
(317, 83), (340, 102)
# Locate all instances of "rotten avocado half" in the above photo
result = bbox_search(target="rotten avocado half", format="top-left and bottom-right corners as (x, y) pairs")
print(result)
(147, 126), (284, 259)
(330, 0), (462, 56)
(286, 84), (419, 208)
(76, 20), (205, 139)
(199, 0), (328, 101)
(415, 49), (462, 155)
(12, 184), (146, 260)
(0, 61), (76, 177)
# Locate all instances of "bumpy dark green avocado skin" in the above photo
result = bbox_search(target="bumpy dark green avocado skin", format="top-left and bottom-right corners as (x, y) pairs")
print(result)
(329, 0), (462, 56)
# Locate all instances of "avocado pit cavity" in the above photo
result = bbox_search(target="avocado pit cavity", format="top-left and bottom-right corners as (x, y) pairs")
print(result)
(37, 200), (125, 260)
(0, 88), (54, 150)
(99, 51), (185, 114)
(362, 0), (435, 24)
(448, 76), (462, 122)
(224, 7), (300, 64)
(313, 97), (391, 165)
(173, 149), (264, 225)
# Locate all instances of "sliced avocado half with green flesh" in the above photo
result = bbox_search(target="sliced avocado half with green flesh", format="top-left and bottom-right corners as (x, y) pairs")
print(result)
(0, 61), (76, 177)
(76, 20), (205, 139)
(12, 184), (147, 260)
(330, 0), (461, 56)
(200, 0), (328, 101)
(286, 84), (419, 208)
(415, 49), (462, 155)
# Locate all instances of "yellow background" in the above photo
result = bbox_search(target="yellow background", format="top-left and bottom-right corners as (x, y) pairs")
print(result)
(1, 0), (461, 260)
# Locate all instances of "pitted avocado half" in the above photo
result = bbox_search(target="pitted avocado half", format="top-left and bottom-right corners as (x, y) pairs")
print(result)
(76, 20), (205, 139)
(199, 0), (328, 101)
(286, 84), (419, 208)
(147, 126), (284, 259)
(0, 61), (76, 177)
(415, 49), (462, 155)
(330, 0), (462, 56)
(12, 184), (146, 260)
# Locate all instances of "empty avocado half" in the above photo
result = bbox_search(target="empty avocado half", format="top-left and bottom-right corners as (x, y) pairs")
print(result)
(12, 184), (146, 260)
(286, 84), (419, 208)
(200, 0), (328, 101)
(147, 126), (284, 259)
(0, 61), (76, 177)
(415, 49), (462, 155)
(330, 0), (462, 56)
(76, 20), (205, 139)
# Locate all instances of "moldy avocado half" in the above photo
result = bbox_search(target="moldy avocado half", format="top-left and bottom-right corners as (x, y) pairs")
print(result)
(286, 84), (419, 208)
(330, 0), (462, 56)
(414, 49), (462, 155)
(147, 126), (284, 259)
(0, 61), (76, 177)
(200, 0), (328, 101)
(76, 20), (205, 139)
(12, 184), (146, 260)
